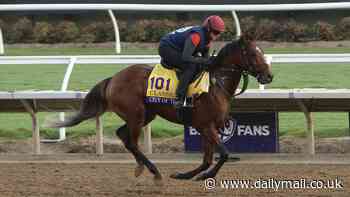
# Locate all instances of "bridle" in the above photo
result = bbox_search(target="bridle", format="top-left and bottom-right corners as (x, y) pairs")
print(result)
(212, 42), (263, 98)
(235, 45), (261, 78)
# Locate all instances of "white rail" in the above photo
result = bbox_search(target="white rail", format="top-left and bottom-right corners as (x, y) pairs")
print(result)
(2, 89), (350, 100)
(1, 89), (350, 155)
(1, 3), (350, 11)
(1, 2), (350, 55)
(1, 54), (350, 64)
(1, 54), (350, 154)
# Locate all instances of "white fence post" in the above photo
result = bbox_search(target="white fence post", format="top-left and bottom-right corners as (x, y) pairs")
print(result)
(41, 57), (77, 142)
(20, 100), (40, 154)
(108, 10), (121, 54)
(0, 27), (4, 55)
(231, 11), (241, 38)
(143, 125), (152, 154)
(297, 100), (315, 155)
(59, 57), (77, 140)
(96, 116), (104, 155)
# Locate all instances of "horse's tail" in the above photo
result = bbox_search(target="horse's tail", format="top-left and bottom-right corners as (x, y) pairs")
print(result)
(48, 77), (111, 128)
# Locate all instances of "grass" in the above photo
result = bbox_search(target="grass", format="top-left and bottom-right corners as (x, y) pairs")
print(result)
(0, 112), (183, 139)
(278, 112), (350, 138)
(248, 63), (350, 89)
(266, 47), (350, 54)
(1, 45), (350, 139)
(4, 46), (158, 56)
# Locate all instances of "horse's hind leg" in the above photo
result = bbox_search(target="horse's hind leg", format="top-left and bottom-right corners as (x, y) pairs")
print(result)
(116, 124), (144, 177)
(115, 111), (161, 182)
(134, 110), (157, 177)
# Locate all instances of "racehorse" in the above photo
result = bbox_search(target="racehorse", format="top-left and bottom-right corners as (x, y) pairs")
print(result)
(48, 34), (273, 183)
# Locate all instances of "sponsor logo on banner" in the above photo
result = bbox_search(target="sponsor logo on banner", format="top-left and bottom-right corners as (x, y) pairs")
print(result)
(219, 119), (237, 143)
(189, 118), (272, 141)
(185, 112), (278, 153)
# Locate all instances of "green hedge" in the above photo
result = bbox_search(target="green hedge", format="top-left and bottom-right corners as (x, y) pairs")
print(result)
(1, 16), (350, 43)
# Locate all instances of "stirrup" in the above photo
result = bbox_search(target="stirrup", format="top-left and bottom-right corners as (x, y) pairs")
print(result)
(183, 97), (193, 107)
(175, 97), (193, 125)
(174, 98), (185, 109)
(174, 97), (193, 108)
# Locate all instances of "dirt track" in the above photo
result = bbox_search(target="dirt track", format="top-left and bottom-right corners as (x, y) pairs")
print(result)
(0, 136), (350, 197)
(0, 154), (349, 197)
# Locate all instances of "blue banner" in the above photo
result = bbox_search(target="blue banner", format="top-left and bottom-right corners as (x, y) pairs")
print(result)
(184, 112), (279, 153)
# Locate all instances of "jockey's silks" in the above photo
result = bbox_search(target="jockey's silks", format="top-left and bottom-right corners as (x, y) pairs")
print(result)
(160, 26), (209, 53)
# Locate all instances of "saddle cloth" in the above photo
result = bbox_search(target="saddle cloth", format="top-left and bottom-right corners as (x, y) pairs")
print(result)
(145, 63), (209, 105)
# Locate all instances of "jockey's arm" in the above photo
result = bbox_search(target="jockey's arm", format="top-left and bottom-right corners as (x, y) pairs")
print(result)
(182, 33), (209, 64)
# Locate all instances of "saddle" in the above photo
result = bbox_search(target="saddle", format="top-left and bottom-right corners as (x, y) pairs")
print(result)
(160, 59), (204, 83)
(145, 62), (209, 103)
(145, 62), (209, 125)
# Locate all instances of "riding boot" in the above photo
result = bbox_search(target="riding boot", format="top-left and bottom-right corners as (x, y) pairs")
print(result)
(175, 68), (195, 108)
(175, 68), (196, 125)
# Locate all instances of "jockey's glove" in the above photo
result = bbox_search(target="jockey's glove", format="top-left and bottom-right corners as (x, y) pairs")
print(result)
(201, 56), (216, 71)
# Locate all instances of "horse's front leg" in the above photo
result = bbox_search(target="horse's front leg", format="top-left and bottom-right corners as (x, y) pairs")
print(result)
(195, 127), (229, 181)
(170, 132), (213, 180)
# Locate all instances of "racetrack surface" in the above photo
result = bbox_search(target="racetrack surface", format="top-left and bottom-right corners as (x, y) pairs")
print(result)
(0, 154), (349, 197)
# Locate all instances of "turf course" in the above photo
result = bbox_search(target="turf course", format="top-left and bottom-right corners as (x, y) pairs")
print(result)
(0, 45), (349, 139)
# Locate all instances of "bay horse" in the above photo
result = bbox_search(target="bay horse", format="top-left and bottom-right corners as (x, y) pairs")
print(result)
(49, 34), (273, 183)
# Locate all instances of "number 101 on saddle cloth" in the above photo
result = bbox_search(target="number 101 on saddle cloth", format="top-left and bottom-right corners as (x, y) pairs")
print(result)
(145, 64), (209, 105)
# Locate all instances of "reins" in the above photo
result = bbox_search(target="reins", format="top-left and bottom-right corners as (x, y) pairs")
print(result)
(233, 71), (249, 97)
(212, 69), (249, 98)
(209, 39), (259, 98)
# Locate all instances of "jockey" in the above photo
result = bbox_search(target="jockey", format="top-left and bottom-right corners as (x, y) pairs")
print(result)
(158, 15), (225, 109)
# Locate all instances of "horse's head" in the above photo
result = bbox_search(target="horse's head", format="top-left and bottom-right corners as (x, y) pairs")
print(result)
(215, 34), (273, 84)
(236, 34), (273, 84)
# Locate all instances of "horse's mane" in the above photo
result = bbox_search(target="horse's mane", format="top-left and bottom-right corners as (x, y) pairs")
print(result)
(212, 39), (240, 67)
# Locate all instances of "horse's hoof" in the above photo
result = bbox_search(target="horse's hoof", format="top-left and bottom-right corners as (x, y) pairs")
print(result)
(134, 164), (144, 177)
(154, 174), (163, 186)
(170, 172), (192, 180)
(194, 173), (213, 181)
